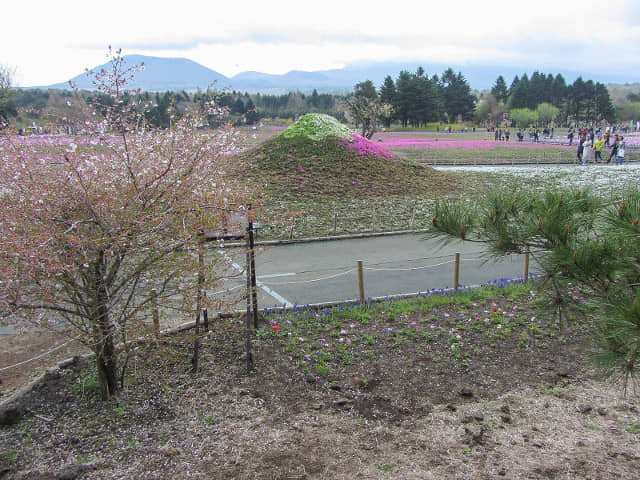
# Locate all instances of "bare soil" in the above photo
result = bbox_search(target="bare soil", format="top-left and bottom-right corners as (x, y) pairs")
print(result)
(0, 330), (87, 394)
(1, 294), (639, 480)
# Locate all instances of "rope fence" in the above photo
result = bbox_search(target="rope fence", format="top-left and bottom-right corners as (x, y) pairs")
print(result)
(250, 250), (534, 305)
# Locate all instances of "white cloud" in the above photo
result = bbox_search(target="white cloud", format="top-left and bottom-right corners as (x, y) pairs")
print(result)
(1, 0), (638, 86)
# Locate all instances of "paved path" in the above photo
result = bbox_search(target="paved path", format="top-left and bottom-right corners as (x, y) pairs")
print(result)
(214, 233), (538, 310)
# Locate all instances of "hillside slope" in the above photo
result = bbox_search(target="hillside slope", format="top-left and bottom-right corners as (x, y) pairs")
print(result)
(239, 114), (460, 201)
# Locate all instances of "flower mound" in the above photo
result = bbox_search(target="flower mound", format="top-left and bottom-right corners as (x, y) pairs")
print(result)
(277, 113), (353, 142)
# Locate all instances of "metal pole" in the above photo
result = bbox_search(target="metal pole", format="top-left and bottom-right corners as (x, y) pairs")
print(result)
(454, 253), (461, 290)
(523, 250), (530, 282)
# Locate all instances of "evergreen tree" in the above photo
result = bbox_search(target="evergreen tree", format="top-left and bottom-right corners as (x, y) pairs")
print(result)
(550, 74), (567, 108)
(529, 72), (547, 109)
(379, 76), (396, 128)
(354, 80), (378, 100)
(508, 73), (529, 109)
(429, 187), (640, 390)
(232, 97), (246, 115)
(491, 75), (509, 103)
(394, 70), (413, 127)
(440, 68), (476, 122)
(309, 89), (320, 108)
(594, 82), (616, 123)
(245, 98), (259, 124)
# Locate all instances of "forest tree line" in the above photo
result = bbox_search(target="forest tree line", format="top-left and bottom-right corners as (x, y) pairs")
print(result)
(0, 65), (632, 131)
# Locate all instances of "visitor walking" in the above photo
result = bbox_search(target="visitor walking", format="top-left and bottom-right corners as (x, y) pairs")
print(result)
(607, 135), (619, 163)
(594, 136), (604, 162)
(582, 137), (593, 164)
(616, 137), (626, 164)
(577, 136), (585, 163)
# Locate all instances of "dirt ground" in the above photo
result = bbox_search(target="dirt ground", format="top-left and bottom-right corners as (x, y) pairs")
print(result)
(0, 329), (87, 395)
(1, 295), (639, 480)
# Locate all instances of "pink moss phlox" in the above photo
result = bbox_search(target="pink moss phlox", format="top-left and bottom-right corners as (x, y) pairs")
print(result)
(340, 134), (395, 159)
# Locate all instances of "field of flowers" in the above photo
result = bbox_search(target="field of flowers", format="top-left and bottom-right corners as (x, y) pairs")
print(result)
(6, 124), (639, 241)
(372, 130), (640, 165)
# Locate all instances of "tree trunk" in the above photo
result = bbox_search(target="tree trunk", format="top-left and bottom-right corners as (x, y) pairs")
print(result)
(96, 340), (118, 399)
(92, 250), (118, 399)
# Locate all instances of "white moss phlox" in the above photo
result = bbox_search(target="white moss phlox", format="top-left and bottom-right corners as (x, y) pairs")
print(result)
(278, 113), (353, 142)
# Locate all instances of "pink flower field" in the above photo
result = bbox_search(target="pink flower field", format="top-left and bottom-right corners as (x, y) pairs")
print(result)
(372, 133), (574, 151)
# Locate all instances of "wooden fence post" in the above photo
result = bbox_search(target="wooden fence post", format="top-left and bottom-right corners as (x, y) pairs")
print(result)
(151, 288), (159, 336)
(357, 260), (365, 302)
(289, 219), (296, 239)
(245, 223), (254, 372)
(454, 253), (461, 290)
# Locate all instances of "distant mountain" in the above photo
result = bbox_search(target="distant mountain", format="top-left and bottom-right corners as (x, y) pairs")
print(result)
(48, 55), (232, 92)
(43, 55), (640, 93)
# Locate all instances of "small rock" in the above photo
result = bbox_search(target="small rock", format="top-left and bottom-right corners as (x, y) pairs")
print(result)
(459, 388), (474, 398)
(56, 464), (86, 480)
(463, 424), (485, 445)
(310, 403), (323, 411)
(596, 406), (608, 416)
(332, 397), (353, 407)
(532, 441), (544, 448)
(500, 404), (510, 414)
(45, 368), (63, 379)
(0, 406), (23, 426)
(329, 384), (342, 392)
(501, 415), (512, 424)
(0, 462), (11, 477)
(473, 412), (484, 422)
(498, 468), (507, 476)
(556, 368), (570, 377)
(461, 415), (475, 424)
(577, 404), (593, 414)
(446, 404), (457, 412)
(159, 445), (182, 457)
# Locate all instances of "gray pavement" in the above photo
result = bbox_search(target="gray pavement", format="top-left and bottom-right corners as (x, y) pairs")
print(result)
(213, 233), (538, 309)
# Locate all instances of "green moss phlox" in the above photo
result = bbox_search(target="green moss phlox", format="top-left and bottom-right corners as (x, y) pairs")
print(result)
(277, 113), (353, 142)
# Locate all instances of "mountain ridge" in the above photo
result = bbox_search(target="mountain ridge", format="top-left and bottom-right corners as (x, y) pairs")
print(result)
(42, 54), (639, 93)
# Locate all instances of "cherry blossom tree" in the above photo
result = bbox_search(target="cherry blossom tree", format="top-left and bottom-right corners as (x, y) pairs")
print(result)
(0, 49), (250, 399)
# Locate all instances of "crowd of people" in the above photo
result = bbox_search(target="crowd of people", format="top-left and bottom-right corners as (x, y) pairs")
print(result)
(572, 127), (626, 164)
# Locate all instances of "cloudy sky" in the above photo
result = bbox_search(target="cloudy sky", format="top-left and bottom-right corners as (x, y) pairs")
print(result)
(3, 0), (639, 87)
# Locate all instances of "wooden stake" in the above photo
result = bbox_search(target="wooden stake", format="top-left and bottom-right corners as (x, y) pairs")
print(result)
(151, 288), (159, 336)
(454, 253), (461, 290)
(357, 260), (365, 302)
(245, 223), (254, 372)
